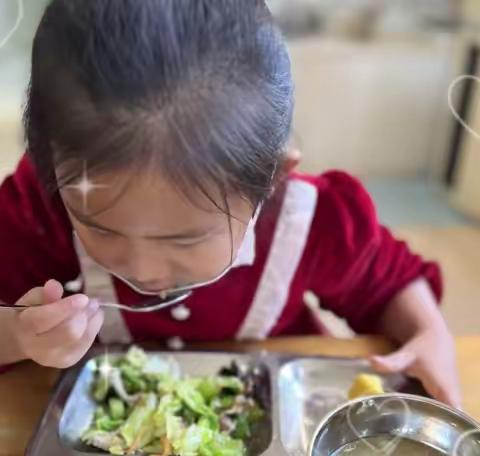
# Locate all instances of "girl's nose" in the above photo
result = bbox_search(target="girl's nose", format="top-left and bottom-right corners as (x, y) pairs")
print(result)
(123, 243), (172, 287)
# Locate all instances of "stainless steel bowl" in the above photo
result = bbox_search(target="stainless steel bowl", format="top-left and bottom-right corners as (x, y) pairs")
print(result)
(309, 393), (480, 455)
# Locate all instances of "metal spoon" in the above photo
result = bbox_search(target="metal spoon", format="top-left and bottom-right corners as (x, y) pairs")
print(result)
(0, 291), (191, 313)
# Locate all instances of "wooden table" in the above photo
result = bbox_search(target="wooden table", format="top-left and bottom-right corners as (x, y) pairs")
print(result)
(0, 336), (479, 456)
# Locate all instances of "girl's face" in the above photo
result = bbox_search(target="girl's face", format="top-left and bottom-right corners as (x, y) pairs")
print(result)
(60, 169), (254, 294)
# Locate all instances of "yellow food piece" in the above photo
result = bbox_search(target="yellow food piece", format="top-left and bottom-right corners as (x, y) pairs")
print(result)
(348, 373), (385, 400)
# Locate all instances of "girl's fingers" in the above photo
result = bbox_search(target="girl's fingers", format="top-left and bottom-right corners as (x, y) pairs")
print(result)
(19, 294), (89, 334)
(369, 350), (416, 374)
(26, 309), (104, 369)
(15, 287), (44, 307)
(423, 371), (462, 409)
(80, 309), (104, 348)
(85, 300), (100, 320)
(406, 361), (462, 409)
(435, 385), (462, 410)
(61, 309), (104, 367)
(36, 311), (89, 348)
(15, 280), (63, 308)
(42, 279), (64, 304)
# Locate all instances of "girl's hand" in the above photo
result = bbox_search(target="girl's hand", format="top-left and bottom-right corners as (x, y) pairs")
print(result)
(369, 327), (461, 408)
(12, 279), (104, 369)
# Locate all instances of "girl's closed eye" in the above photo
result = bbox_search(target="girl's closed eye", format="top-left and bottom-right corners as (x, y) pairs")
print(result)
(90, 226), (117, 238)
(171, 234), (213, 248)
(76, 221), (120, 238)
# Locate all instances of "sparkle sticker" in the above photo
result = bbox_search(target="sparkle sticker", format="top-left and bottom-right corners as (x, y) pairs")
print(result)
(0, 0), (24, 49)
(448, 75), (480, 140)
(65, 161), (110, 214)
(96, 347), (112, 395)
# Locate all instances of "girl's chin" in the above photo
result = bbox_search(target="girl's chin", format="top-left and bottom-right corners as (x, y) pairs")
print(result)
(132, 281), (191, 296)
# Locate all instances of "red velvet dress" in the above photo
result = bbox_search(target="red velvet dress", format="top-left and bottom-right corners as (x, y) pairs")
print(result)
(0, 156), (442, 370)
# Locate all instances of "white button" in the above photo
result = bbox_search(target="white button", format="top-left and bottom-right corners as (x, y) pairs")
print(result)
(64, 275), (83, 292)
(167, 337), (185, 351)
(171, 304), (191, 321)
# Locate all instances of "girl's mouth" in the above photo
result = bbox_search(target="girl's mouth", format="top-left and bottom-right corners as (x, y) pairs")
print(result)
(136, 284), (170, 294)
(133, 289), (192, 310)
(129, 280), (179, 295)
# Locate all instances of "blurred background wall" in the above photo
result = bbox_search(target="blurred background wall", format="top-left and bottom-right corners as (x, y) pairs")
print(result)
(1, 0), (480, 336)
(1, 1), (479, 183)
(0, 0), (47, 176)
(0, 0), (477, 180)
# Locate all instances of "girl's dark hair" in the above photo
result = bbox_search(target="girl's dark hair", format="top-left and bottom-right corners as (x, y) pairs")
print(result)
(24, 0), (294, 211)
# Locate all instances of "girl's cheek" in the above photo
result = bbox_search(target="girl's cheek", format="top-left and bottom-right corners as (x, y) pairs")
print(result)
(172, 235), (238, 282)
(186, 224), (246, 279)
(76, 227), (126, 270)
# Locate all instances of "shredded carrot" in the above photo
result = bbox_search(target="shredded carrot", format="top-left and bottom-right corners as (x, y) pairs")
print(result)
(126, 426), (147, 454)
(148, 437), (173, 456)
(161, 436), (173, 456)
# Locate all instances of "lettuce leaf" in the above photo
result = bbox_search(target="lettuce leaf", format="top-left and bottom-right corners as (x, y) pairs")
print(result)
(119, 393), (157, 449)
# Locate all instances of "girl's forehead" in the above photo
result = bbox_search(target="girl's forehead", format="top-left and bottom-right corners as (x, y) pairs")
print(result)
(60, 168), (253, 234)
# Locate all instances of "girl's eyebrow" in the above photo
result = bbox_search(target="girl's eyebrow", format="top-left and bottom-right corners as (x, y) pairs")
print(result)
(66, 204), (216, 240)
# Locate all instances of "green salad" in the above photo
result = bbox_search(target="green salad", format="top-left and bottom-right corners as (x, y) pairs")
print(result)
(82, 347), (265, 455)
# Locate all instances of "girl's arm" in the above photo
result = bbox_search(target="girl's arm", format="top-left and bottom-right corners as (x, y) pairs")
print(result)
(0, 157), (97, 370)
(376, 278), (447, 343)
(370, 278), (461, 408)
(306, 172), (457, 406)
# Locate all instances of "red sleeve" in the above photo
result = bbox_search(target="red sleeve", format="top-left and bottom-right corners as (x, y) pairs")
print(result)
(307, 171), (442, 334)
(0, 156), (80, 372)
(0, 156), (80, 303)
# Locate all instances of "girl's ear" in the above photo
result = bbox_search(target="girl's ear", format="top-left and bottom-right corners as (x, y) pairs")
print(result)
(281, 148), (302, 175)
(268, 148), (302, 198)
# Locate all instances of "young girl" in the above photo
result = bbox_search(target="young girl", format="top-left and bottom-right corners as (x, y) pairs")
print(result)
(0, 0), (459, 407)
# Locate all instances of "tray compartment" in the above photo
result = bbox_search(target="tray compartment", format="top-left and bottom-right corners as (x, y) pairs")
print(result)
(28, 351), (273, 456)
(278, 357), (424, 455)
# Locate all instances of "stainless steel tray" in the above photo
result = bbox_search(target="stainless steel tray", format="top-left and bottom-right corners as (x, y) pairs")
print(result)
(26, 347), (426, 456)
